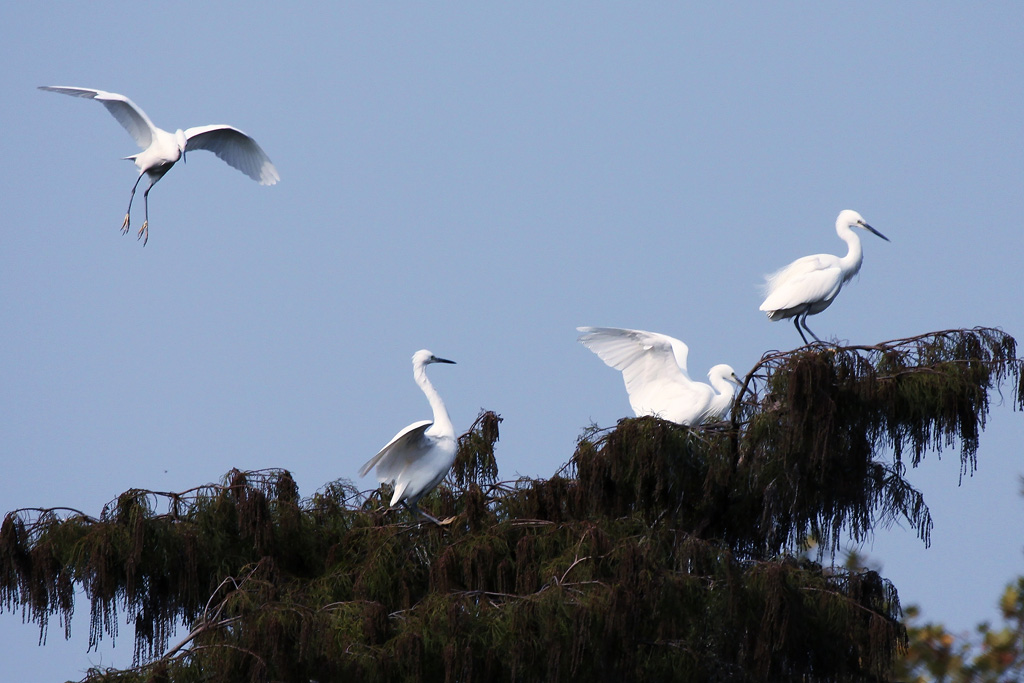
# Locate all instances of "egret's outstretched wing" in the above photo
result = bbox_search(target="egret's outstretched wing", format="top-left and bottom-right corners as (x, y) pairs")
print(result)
(359, 420), (433, 483)
(578, 326), (690, 379)
(184, 125), (280, 185)
(760, 254), (843, 313)
(578, 326), (707, 420)
(39, 86), (155, 149)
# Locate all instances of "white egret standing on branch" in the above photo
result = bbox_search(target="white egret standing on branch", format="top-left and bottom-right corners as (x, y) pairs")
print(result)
(39, 86), (279, 245)
(760, 209), (889, 345)
(577, 326), (742, 426)
(360, 350), (457, 524)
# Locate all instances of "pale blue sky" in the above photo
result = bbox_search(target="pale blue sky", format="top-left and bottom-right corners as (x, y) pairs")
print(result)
(2, 4), (1023, 679)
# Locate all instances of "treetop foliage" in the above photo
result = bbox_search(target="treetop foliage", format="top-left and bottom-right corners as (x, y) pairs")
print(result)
(1, 328), (1020, 682)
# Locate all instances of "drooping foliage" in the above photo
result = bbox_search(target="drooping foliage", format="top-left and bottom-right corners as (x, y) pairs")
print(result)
(735, 327), (1022, 554)
(0, 328), (1019, 682)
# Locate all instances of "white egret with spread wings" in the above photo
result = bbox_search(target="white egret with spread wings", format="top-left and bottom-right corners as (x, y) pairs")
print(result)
(39, 86), (279, 245)
(577, 326), (741, 426)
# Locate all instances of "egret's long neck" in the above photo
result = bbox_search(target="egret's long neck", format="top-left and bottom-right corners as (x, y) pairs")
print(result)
(836, 222), (864, 283)
(707, 373), (737, 419)
(416, 365), (454, 438)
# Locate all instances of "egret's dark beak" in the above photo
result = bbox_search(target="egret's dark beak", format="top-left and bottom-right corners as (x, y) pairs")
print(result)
(859, 221), (889, 242)
(433, 356), (456, 365)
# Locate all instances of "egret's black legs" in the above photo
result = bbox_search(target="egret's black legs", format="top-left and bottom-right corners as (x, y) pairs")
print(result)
(799, 314), (824, 343)
(123, 173), (145, 234)
(402, 501), (442, 525)
(139, 184), (152, 246)
(793, 316), (810, 345)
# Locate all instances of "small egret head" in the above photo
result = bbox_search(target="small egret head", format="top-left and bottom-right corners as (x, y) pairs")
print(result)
(838, 209), (889, 242)
(709, 364), (742, 386)
(414, 349), (456, 368)
(175, 129), (188, 163)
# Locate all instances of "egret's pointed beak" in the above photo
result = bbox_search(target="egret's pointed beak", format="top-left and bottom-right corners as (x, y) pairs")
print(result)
(433, 356), (456, 365)
(859, 221), (889, 242)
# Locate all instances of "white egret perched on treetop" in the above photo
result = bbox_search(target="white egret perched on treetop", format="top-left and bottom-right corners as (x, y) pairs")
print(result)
(760, 209), (889, 345)
(39, 86), (279, 245)
(360, 350), (458, 525)
(577, 326), (742, 426)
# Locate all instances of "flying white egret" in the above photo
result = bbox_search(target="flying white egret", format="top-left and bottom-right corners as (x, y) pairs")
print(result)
(359, 350), (458, 525)
(39, 86), (279, 245)
(760, 210), (889, 345)
(577, 326), (742, 426)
